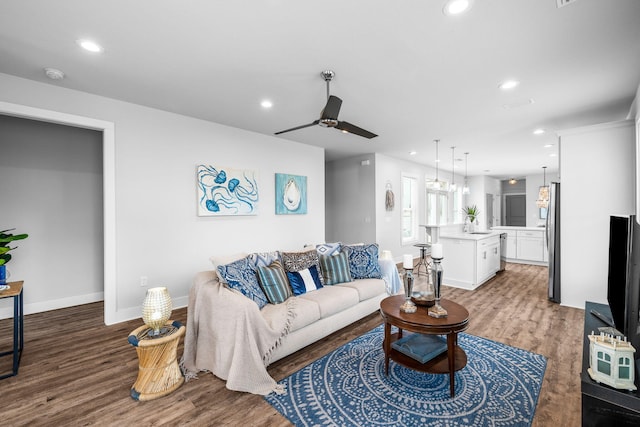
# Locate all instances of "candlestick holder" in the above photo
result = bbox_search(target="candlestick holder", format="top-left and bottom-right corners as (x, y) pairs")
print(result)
(400, 268), (417, 313)
(428, 257), (448, 318)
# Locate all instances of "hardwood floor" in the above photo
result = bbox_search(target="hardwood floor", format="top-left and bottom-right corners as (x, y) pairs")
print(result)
(0, 263), (583, 426)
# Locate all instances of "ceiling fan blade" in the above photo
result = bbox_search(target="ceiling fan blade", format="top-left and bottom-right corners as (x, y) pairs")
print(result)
(320, 95), (342, 120)
(274, 120), (320, 135)
(335, 121), (378, 139)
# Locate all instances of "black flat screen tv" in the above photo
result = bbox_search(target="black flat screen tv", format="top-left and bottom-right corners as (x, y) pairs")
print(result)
(607, 215), (640, 355)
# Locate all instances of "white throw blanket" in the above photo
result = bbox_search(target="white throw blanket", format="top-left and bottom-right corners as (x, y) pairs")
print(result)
(182, 272), (295, 395)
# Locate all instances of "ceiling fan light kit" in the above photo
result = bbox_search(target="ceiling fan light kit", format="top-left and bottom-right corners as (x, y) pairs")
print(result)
(274, 70), (377, 139)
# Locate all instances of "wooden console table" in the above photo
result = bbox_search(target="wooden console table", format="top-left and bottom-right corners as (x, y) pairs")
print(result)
(380, 295), (469, 397)
(128, 320), (185, 401)
(0, 280), (24, 380)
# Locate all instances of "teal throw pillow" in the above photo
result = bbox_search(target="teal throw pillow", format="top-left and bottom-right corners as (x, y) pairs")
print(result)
(257, 260), (292, 304)
(319, 251), (353, 285)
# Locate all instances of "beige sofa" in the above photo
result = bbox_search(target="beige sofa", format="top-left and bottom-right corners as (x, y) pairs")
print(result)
(182, 254), (394, 395)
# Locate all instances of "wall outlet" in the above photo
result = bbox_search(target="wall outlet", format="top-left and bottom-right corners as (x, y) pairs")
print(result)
(140, 276), (148, 287)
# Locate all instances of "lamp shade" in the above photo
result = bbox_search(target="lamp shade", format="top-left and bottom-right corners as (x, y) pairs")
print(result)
(142, 287), (172, 335)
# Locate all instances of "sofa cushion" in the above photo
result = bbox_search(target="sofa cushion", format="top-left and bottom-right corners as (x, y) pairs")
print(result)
(217, 256), (268, 309)
(318, 251), (353, 285)
(281, 248), (324, 285)
(298, 285), (359, 318)
(287, 265), (323, 295)
(335, 278), (386, 302)
(261, 297), (321, 333)
(257, 260), (292, 304)
(342, 243), (382, 279)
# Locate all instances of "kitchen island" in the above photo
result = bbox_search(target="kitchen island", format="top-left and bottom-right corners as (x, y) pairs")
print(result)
(438, 231), (502, 290)
(491, 226), (548, 266)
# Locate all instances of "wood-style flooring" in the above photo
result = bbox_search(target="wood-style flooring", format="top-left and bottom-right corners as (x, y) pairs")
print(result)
(0, 263), (583, 426)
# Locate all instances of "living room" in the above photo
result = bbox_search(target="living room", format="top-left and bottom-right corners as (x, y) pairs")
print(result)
(1, 1), (640, 425)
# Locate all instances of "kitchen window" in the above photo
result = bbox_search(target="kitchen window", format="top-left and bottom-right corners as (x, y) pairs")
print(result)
(426, 180), (462, 225)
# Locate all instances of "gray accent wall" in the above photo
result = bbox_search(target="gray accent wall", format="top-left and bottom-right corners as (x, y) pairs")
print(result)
(0, 115), (104, 313)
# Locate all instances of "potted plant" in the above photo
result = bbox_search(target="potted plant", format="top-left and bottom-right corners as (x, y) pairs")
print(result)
(462, 205), (480, 223)
(0, 228), (28, 285)
(462, 205), (480, 232)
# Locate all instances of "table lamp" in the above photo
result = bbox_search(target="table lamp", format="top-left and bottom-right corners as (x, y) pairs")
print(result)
(142, 287), (172, 336)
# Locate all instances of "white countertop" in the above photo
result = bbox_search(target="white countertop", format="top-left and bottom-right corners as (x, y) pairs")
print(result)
(491, 226), (546, 231)
(439, 231), (502, 241)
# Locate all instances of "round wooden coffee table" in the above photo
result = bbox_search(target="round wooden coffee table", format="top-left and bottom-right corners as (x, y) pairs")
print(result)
(380, 295), (469, 397)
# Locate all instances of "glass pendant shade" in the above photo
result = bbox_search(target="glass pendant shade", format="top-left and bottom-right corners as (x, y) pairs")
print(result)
(142, 287), (172, 334)
(536, 166), (549, 208)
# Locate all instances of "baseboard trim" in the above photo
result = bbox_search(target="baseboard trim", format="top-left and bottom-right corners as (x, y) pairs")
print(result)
(0, 291), (104, 320)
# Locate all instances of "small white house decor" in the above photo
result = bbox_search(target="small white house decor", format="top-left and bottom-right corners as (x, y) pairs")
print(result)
(587, 331), (637, 391)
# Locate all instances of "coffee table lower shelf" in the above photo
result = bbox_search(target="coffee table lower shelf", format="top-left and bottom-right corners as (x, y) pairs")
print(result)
(386, 332), (467, 374)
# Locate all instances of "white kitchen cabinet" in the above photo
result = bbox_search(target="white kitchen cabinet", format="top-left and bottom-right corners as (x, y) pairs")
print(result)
(516, 230), (545, 262)
(491, 227), (548, 266)
(440, 234), (501, 290)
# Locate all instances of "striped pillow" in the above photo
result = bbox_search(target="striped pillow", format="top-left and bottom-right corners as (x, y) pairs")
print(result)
(257, 260), (292, 304)
(319, 251), (353, 285)
(287, 265), (323, 296)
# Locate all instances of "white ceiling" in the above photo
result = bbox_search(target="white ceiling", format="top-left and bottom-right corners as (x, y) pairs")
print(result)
(1, 0), (639, 179)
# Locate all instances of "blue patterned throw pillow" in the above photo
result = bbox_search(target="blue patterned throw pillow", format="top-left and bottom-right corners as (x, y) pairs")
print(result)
(316, 242), (342, 257)
(249, 251), (281, 268)
(257, 260), (292, 304)
(287, 265), (323, 296)
(319, 251), (353, 285)
(217, 256), (269, 309)
(342, 243), (382, 279)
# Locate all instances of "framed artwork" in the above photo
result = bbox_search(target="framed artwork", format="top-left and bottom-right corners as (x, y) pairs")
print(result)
(196, 164), (259, 216)
(275, 173), (307, 215)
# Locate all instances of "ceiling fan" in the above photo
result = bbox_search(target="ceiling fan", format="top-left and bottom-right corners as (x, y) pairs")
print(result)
(275, 70), (377, 139)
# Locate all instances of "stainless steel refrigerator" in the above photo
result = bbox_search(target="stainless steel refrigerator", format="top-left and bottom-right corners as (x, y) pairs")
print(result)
(546, 182), (561, 303)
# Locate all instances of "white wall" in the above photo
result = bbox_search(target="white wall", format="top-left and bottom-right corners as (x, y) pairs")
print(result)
(559, 120), (635, 309)
(0, 73), (325, 323)
(465, 175), (501, 230)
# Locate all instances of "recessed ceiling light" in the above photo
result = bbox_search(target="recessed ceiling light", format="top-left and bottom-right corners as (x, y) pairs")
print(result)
(409, 151), (417, 156)
(260, 100), (273, 109)
(498, 80), (520, 90)
(544, 144), (554, 148)
(533, 128), (545, 135)
(77, 39), (103, 53)
(443, 0), (474, 16)
(550, 153), (557, 157)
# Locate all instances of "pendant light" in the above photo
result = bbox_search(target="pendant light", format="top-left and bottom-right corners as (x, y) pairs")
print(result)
(462, 152), (470, 195)
(450, 146), (457, 192)
(536, 166), (549, 208)
(434, 139), (441, 189)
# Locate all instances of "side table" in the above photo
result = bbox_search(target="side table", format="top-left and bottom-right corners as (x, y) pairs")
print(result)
(128, 320), (185, 401)
(0, 280), (24, 380)
(380, 295), (469, 397)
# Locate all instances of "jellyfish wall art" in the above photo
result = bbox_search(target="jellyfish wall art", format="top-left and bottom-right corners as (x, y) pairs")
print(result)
(196, 164), (259, 216)
(275, 173), (307, 215)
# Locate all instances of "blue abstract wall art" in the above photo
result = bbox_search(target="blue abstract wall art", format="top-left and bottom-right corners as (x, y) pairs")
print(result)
(197, 164), (259, 216)
(275, 173), (307, 215)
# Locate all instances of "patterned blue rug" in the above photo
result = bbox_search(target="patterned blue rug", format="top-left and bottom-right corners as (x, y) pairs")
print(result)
(265, 325), (546, 426)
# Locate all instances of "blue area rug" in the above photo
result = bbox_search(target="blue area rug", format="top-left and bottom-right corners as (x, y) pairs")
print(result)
(265, 325), (546, 426)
